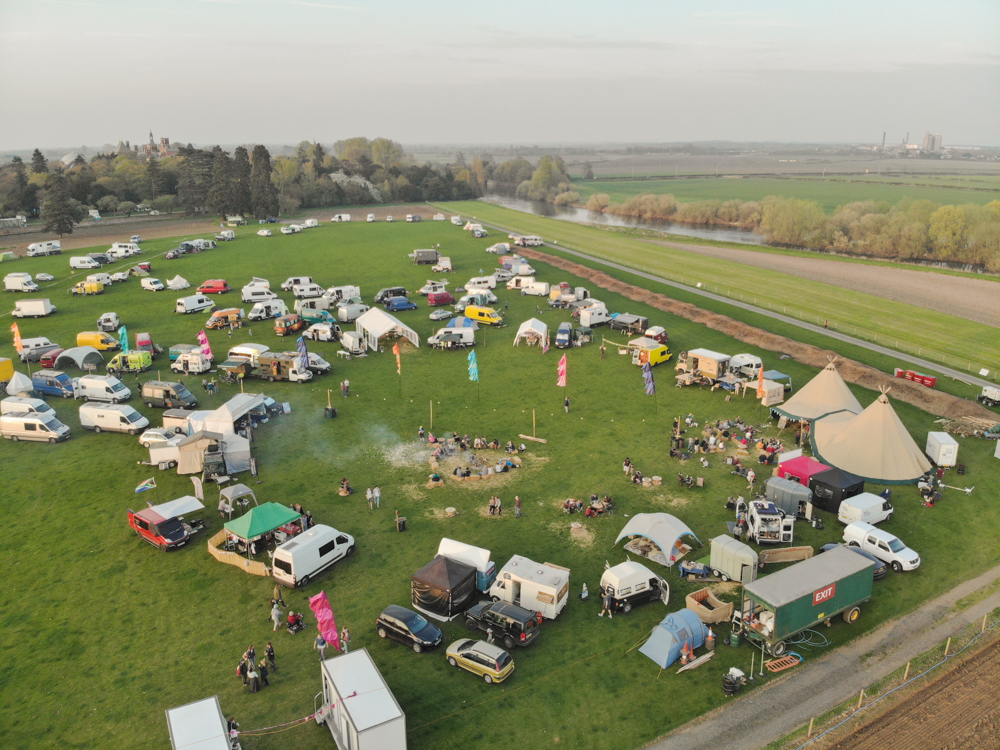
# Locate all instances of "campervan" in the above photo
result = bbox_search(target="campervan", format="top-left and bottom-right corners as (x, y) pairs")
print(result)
(519, 281), (550, 297)
(282, 276), (314, 291)
(466, 276), (497, 290)
(31, 370), (75, 398)
(18, 337), (58, 361)
(1, 397), (55, 417)
(197, 279), (231, 295)
(292, 282), (325, 299)
(555, 322), (573, 349)
(579, 307), (610, 327)
(248, 299), (288, 321)
(337, 303), (369, 323)
(340, 331), (366, 356)
(241, 285), (277, 304)
(76, 374), (131, 403)
(141, 381), (197, 409)
(97, 313), (120, 332)
(676, 348), (731, 381)
(170, 351), (212, 375)
(257, 353), (313, 382)
(366, 213), (375, 222)
(79, 403), (149, 434)
(419, 280), (448, 296)
(70, 256), (101, 270)
(26, 240), (61, 257)
(729, 354), (764, 379)
(489, 555), (570, 619)
(373, 287), (407, 304)
(174, 295), (215, 314)
(110, 242), (141, 256)
(76, 331), (120, 351)
(838, 493), (894, 526)
(506, 276), (534, 290)
(12, 299), (57, 318)
(302, 218), (319, 229)
(0, 412), (71, 442)
(599, 561), (669, 614)
(4, 273), (38, 292)
(324, 285), (361, 302)
(271, 525), (355, 587)
(427, 291), (456, 307)
(86, 273), (114, 287)
(437, 538), (496, 593)
(428, 328), (475, 349)
(331, 214), (351, 222)
(205, 308), (245, 330)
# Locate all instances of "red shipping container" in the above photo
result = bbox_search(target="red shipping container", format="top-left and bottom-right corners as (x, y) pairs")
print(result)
(922, 375), (937, 388)
(905, 370), (916, 381)
(894, 368), (905, 378)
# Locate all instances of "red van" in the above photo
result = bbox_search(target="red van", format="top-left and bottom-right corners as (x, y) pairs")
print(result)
(197, 279), (231, 294)
(427, 291), (456, 307)
(40, 348), (66, 369)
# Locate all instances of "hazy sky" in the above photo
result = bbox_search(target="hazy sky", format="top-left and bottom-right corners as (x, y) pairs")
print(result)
(1, 0), (997, 150)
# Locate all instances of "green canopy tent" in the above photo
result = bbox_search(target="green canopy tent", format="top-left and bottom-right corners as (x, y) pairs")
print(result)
(224, 502), (302, 549)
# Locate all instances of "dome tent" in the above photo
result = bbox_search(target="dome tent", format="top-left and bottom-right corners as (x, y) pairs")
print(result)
(639, 609), (708, 668)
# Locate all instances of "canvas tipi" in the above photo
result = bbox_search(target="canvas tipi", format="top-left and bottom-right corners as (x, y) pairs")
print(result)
(773, 359), (862, 422)
(811, 387), (931, 484)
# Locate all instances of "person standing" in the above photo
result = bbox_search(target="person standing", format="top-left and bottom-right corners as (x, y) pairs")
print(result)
(314, 634), (327, 661)
(202, 378), (208, 392)
(343, 379), (350, 397)
(265, 642), (276, 672)
(418, 425), (425, 441)
(486, 626), (494, 644)
(258, 659), (269, 687)
(564, 396), (570, 413)
(366, 487), (374, 510)
(495, 496), (502, 516)
(373, 486), (381, 509)
(247, 665), (260, 693)
(237, 658), (248, 685)
(514, 495), (522, 518)
(488, 496), (495, 516)
(271, 602), (283, 632)
(340, 380), (347, 397)
(246, 644), (256, 664)
(340, 627), (351, 654)
(273, 584), (285, 608)
(599, 588), (613, 619)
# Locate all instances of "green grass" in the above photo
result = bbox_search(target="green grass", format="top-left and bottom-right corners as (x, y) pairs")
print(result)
(442, 201), (1000, 379)
(572, 177), (1000, 213)
(2, 216), (999, 750)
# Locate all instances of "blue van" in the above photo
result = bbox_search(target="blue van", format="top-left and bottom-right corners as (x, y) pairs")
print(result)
(385, 297), (418, 312)
(32, 369), (75, 398)
(555, 322), (573, 349)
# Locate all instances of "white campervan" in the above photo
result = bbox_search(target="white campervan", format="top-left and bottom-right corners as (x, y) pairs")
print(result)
(242, 285), (278, 304)
(228, 343), (270, 367)
(247, 299), (288, 321)
(111, 242), (141, 256)
(79, 402), (149, 434)
(466, 276), (497, 290)
(0, 412), (71, 442)
(1, 397), (56, 417)
(292, 282), (325, 299)
(70, 256), (101, 270)
(76, 374), (132, 403)
(175, 295), (215, 314)
(271, 524), (355, 587)
(87, 273), (114, 287)
(281, 276), (313, 291)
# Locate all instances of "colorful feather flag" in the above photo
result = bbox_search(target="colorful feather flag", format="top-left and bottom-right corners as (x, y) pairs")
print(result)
(309, 590), (341, 651)
(756, 364), (765, 399)
(467, 349), (479, 382)
(296, 336), (310, 371)
(642, 362), (656, 395)
(119, 325), (129, 354)
(392, 342), (401, 375)
(134, 477), (156, 493)
(11, 322), (22, 352)
(197, 329), (213, 361)
(557, 354), (567, 387)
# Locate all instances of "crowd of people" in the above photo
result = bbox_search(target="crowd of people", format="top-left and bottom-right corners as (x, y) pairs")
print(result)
(235, 641), (275, 694)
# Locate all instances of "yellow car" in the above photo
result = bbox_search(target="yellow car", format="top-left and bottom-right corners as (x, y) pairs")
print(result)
(445, 639), (515, 684)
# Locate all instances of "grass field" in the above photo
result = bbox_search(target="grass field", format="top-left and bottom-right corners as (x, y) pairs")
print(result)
(444, 201), (1000, 379)
(3, 217), (999, 750)
(571, 177), (1000, 214)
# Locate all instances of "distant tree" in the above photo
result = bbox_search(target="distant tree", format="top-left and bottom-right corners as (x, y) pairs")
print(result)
(312, 143), (327, 177)
(295, 140), (312, 165)
(585, 193), (609, 211)
(72, 154), (86, 168)
(370, 138), (406, 168)
(928, 205), (967, 258)
(97, 195), (120, 215)
(232, 146), (252, 215)
(760, 197), (823, 246)
(250, 145), (278, 219)
(453, 151), (467, 168)
(206, 148), (234, 218)
(31, 149), (49, 174)
(118, 200), (137, 217)
(151, 195), (178, 214)
(582, 161), (595, 180)
(40, 172), (75, 236)
(333, 137), (371, 163)
(145, 154), (164, 199)
(177, 148), (213, 214)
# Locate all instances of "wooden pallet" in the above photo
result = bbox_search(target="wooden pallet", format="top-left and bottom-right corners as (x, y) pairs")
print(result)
(765, 654), (802, 672)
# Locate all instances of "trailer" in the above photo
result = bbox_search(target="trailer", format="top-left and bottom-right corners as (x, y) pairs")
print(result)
(489, 555), (570, 619)
(709, 535), (759, 584)
(675, 348), (731, 381)
(609, 313), (649, 335)
(735, 546), (875, 656)
(437, 538), (496, 593)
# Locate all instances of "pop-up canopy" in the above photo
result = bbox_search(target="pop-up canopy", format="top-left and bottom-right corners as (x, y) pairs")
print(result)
(513, 318), (547, 346)
(220, 483), (257, 507)
(615, 513), (700, 567)
(54, 346), (104, 370)
(224, 502), (301, 541)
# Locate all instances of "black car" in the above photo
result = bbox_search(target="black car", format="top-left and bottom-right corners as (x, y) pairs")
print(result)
(820, 543), (888, 580)
(464, 601), (540, 649)
(376, 605), (443, 653)
(264, 217), (278, 223)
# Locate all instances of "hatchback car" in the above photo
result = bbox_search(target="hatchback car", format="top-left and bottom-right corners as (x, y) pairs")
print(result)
(429, 309), (454, 321)
(376, 605), (443, 653)
(820, 543), (888, 580)
(139, 428), (176, 449)
(446, 639), (514, 684)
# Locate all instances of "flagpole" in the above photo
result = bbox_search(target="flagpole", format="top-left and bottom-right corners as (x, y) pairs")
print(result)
(430, 399), (433, 430)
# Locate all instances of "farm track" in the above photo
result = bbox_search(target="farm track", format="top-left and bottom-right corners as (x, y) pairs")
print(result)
(640, 237), (1000, 328)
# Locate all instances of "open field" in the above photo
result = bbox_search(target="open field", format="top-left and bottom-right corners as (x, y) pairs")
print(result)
(572, 176), (1000, 213)
(444, 201), (1000, 379)
(2, 216), (999, 750)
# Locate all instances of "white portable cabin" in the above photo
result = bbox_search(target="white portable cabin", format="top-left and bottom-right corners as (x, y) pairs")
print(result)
(318, 648), (406, 750)
(925, 431), (959, 467)
(165, 695), (232, 750)
(489, 555), (571, 619)
(437, 538), (496, 592)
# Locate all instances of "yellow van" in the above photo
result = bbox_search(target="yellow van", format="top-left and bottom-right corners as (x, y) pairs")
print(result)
(70, 281), (104, 296)
(77, 331), (120, 351)
(464, 305), (503, 326)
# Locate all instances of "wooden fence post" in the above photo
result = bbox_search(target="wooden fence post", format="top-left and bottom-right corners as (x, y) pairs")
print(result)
(983, 614), (989, 633)
(944, 637), (951, 657)
(903, 661), (910, 681)
(807, 717), (815, 738)
(856, 689), (865, 710)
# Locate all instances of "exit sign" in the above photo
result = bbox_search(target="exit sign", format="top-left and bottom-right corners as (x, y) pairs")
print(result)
(813, 582), (836, 606)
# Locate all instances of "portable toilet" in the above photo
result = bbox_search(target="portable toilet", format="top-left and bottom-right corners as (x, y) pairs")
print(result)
(639, 609), (709, 668)
(318, 648), (407, 750)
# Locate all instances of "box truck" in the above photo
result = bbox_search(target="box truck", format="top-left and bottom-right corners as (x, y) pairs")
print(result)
(4, 273), (39, 292)
(12, 299), (57, 318)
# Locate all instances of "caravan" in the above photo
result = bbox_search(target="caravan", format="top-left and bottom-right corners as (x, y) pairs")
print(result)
(174, 295), (215, 314)
(272, 525), (355, 587)
(489, 555), (571, 619)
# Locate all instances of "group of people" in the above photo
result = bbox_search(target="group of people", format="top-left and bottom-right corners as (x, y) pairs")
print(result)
(313, 626), (352, 659)
(270, 600), (307, 634)
(236, 642), (275, 694)
(340, 379), (351, 397)
(423, 428), (526, 455)
(365, 486), (382, 509)
(200, 377), (220, 395)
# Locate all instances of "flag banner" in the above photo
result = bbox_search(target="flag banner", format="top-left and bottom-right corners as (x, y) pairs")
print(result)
(190, 476), (204, 501)
(557, 354), (567, 387)
(756, 364), (765, 398)
(296, 336), (310, 371)
(642, 362), (656, 395)
(11, 323), (22, 352)
(467, 349), (479, 382)
(392, 343), (401, 375)
(119, 325), (129, 354)
(309, 590), (341, 651)
(197, 330), (213, 360)
(542, 335), (550, 355)
(135, 478), (156, 493)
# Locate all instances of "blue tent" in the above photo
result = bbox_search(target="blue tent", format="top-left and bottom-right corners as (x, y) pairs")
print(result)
(446, 318), (479, 330)
(639, 609), (708, 668)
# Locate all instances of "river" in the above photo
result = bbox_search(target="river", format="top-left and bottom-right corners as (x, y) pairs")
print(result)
(481, 195), (767, 246)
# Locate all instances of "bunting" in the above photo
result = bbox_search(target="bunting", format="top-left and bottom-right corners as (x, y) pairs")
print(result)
(296, 336), (310, 371)
(392, 342), (401, 375)
(557, 354), (567, 387)
(11, 322), (22, 352)
(119, 325), (129, 354)
(197, 330), (213, 361)
(309, 590), (341, 652)
(642, 362), (656, 395)
(467, 349), (479, 382)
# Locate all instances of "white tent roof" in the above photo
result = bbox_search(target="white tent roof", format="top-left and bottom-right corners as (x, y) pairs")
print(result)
(7, 371), (35, 396)
(438, 538), (491, 573)
(513, 318), (547, 346)
(355, 308), (420, 351)
(774, 360), (863, 422)
(628, 336), (663, 350)
(203, 393), (266, 434)
(54, 346), (104, 369)
(167, 276), (190, 290)
(615, 513), (700, 554)
(321, 649), (404, 732)
(220, 483), (256, 504)
(165, 696), (229, 750)
(221, 433), (251, 474)
(148, 495), (205, 520)
(812, 389), (932, 484)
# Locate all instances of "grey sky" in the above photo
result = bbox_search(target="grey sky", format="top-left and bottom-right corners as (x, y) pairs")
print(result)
(0, 0), (997, 150)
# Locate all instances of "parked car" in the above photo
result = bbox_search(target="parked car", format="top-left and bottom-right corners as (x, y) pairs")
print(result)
(820, 543), (888, 581)
(257, 229), (272, 237)
(139, 428), (176, 449)
(110, 272), (129, 283)
(843, 521), (920, 572)
(445, 639), (514, 684)
(464, 601), (540, 649)
(429, 309), (454, 321)
(36, 273), (55, 282)
(375, 605), (444, 653)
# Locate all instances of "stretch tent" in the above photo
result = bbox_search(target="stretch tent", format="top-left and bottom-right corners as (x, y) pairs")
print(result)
(812, 389), (932, 484)
(615, 513), (701, 568)
(513, 318), (547, 347)
(54, 346), (104, 370)
(355, 308), (420, 351)
(773, 360), (862, 422)
(224, 502), (301, 541)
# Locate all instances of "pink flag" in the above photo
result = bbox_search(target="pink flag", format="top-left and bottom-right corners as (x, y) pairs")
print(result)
(557, 354), (567, 387)
(197, 329), (213, 361)
(309, 590), (341, 652)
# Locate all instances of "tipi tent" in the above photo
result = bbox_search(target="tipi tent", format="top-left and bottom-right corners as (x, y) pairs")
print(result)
(167, 276), (190, 290)
(513, 318), (547, 347)
(774, 360), (862, 422)
(812, 388), (932, 484)
(6, 371), (37, 397)
(639, 609), (708, 668)
(355, 308), (420, 351)
(615, 513), (700, 568)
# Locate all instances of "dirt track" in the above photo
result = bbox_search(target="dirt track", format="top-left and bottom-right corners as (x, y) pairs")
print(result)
(516, 247), (996, 421)
(643, 238), (1000, 328)
(828, 639), (1000, 750)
